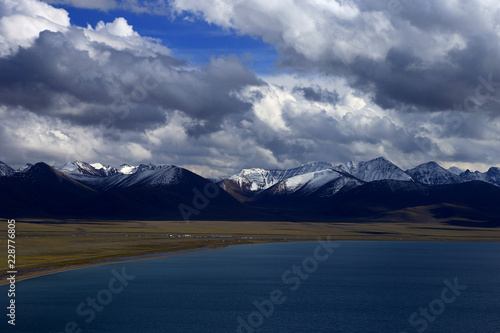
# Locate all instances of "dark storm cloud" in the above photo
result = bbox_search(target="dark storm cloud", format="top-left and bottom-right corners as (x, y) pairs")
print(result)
(44, 0), (170, 15)
(0, 31), (113, 109)
(0, 29), (262, 133)
(350, 38), (500, 113)
(292, 85), (340, 105)
(174, 0), (500, 116)
(144, 54), (263, 135)
(442, 144), (490, 164)
(431, 111), (492, 140)
(278, 36), (500, 117)
(240, 98), (436, 166)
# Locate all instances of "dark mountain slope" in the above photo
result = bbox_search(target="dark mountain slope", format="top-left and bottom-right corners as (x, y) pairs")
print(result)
(0, 163), (99, 218)
(318, 180), (500, 224)
(81, 166), (253, 220)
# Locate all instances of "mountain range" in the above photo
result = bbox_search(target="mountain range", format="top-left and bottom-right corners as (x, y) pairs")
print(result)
(0, 157), (499, 226)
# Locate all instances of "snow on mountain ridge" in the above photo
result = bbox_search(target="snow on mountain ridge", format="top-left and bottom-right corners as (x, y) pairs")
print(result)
(54, 161), (121, 177)
(338, 157), (412, 182)
(229, 168), (272, 192)
(406, 161), (461, 185)
(108, 165), (182, 189)
(448, 166), (464, 175)
(228, 162), (338, 193)
(273, 169), (354, 196)
(460, 167), (500, 186)
(68, 165), (183, 191)
(485, 167), (500, 186)
(55, 161), (102, 176)
(226, 158), (414, 196)
(90, 163), (105, 170)
(276, 173), (313, 193)
(119, 164), (138, 175)
(4, 157), (500, 193)
(53, 161), (174, 177)
(90, 163), (119, 176)
(0, 161), (14, 176)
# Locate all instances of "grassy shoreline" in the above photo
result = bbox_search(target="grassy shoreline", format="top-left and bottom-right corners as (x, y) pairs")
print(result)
(0, 245), (224, 286)
(1, 219), (499, 285)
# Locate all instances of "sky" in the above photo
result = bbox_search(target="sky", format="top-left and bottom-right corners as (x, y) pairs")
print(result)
(1, 0), (500, 178)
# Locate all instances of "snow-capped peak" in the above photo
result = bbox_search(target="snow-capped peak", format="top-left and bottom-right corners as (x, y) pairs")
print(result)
(485, 167), (500, 186)
(460, 166), (500, 187)
(56, 161), (100, 176)
(273, 169), (348, 196)
(229, 168), (272, 191)
(228, 162), (338, 193)
(406, 161), (461, 185)
(91, 163), (105, 170)
(90, 163), (119, 176)
(339, 157), (412, 182)
(55, 161), (119, 177)
(118, 164), (138, 175)
(96, 165), (182, 190)
(55, 161), (94, 174)
(448, 166), (464, 175)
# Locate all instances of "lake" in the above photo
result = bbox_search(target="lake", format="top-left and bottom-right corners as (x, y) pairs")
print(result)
(2, 241), (500, 332)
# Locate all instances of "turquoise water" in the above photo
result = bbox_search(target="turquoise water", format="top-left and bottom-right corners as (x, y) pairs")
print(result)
(1, 241), (500, 332)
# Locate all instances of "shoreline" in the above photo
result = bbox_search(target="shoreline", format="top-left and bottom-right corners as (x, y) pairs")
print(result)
(2, 218), (499, 286)
(0, 245), (226, 286)
(3, 237), (500, 286)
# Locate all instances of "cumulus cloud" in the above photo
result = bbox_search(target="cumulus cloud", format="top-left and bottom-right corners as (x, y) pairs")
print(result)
(0, 1), (261, 135)
(0, 0), (70, 56)
(172, 0), (500, 115)
(0, 0), (263, 174)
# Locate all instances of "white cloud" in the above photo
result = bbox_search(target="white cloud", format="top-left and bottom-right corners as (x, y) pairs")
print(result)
(126, 142), (152, 160)
(172, 0), (500, 117)
(0, 0), (70, 56)
(238, 85), (291, 131)
(172, 0), (471, 64)
(95, 17), (137, 37)
(2, 76), (500, 177)
(0, 1), (171, 59)
(144, 111), (189, 146)
(82, 17), (172, 57)
(0, 108), (104, 164)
